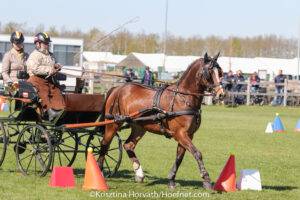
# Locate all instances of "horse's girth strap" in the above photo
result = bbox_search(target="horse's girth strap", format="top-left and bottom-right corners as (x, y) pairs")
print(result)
(152, 85), (168, 109)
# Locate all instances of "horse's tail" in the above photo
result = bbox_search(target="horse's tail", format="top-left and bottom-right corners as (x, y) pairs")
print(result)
(97, 86), (118, 134)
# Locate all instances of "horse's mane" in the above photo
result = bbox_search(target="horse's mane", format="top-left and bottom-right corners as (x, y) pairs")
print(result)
(177, 58), (203, 84)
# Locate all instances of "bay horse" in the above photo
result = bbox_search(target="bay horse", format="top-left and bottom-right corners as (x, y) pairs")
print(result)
(98, 52), (224, 189)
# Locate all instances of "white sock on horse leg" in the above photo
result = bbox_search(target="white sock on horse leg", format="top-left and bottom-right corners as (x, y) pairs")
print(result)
(133, 162), (144, 179)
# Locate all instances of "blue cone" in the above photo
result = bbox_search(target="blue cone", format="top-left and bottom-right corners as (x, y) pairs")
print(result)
(272, 113), (284, 132)
(295, 119), (300, 132)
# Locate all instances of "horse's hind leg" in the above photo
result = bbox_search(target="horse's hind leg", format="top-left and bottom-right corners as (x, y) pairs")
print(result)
(168, 143), (186, 189)
(123, 126), (146, 182)
(174, 131), (212, 189)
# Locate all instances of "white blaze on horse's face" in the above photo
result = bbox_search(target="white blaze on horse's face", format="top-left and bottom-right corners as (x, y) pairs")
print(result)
(212, 67), (225, 98)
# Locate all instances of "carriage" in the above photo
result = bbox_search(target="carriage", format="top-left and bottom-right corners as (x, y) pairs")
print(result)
(0, 79), (123, 177)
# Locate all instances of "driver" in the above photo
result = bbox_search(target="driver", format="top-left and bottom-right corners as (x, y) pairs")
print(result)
(26, 32), (65, 121)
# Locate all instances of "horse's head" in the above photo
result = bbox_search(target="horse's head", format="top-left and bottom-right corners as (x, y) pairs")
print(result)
(199, 52), (225, 100)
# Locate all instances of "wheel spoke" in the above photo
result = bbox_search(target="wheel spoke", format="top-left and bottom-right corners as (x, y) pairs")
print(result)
(61, 134), (74, 141)
(60, 143), (76, 150)
(19, 153), (34, 162)
(57, 149), (63, 166)
(25, 154), (34, 172)
(105, 154), (118, 163)
(57, 146), (71, 163)
(23, 132), (33, 146)
(107, 147), (119, 152)
(104, 158), (111, 175)
(36, 153), (46, 170)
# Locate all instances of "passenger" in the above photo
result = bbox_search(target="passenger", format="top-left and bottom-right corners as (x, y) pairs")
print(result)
(1, 31), (28, 85)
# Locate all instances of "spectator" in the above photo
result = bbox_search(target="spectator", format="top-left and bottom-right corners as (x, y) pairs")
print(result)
(141, 66), (154, 86)
(223, 70), (235, 91)
(233, 70), (246, 105)
(124, 68), (137, 82)
(234, 70), (245, 92)
(272, 69), (286, 106)
(250, 71), (260, 93)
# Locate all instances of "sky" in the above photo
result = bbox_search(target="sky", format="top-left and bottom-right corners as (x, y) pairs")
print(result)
(0, 0), (300, 38)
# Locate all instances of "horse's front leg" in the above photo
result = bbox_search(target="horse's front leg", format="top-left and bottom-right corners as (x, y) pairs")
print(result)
(98, 123), (119, 169)
(174, 131), (212, 189)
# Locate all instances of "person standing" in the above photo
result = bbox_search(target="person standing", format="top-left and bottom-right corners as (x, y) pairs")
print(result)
(141, 66), (154, 86)
(250, 71), (260, 93)
(223, 70), (235, 91)
(234, 70), (245, 92)
(1, 31), (28, 85)
(233, 70), (246, 104)
(124, 68), (137, 82)
(26, 32), (65, 121)
(272, 69), (286, 106)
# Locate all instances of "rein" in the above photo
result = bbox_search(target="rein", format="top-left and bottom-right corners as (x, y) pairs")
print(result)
(166, 87), (213, 99)
(165, 81), (222, 100)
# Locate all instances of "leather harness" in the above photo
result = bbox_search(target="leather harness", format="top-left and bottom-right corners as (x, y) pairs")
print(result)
(106, 83), (201, 139)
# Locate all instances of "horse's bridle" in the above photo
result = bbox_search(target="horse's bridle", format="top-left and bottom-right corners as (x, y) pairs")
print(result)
(166, 59), (223, 101)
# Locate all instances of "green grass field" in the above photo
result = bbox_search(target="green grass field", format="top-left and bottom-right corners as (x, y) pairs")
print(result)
(0, 106), (300, 200)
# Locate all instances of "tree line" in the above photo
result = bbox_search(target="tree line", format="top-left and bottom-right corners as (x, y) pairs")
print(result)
(0, 21), (297, 59)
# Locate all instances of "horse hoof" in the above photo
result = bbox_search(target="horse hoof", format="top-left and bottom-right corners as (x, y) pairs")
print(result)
(203, 181), (212, 190)
(168, 181), (176, 189)
(135, 175), (144, 183)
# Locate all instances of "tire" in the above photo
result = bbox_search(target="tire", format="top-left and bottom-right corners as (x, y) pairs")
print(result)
(16, 124), (53, 176)
(0, 122), (7, 167)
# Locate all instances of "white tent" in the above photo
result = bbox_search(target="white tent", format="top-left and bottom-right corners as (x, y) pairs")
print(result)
(165, 56), (199, 72)
(83, 51), (126, 64)
(219, 56), (298, 76)
(86, 51), (299, 77)
(83, 51), (126, 70)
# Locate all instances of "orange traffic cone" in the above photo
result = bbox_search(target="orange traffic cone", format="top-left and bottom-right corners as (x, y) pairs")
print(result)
(213, 155), (236, 192)
(82, 147), (109, 191)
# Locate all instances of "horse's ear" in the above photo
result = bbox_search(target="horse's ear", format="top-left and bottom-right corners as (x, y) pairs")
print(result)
(213, 52), (220, 61)
(204, 52), (210, 63)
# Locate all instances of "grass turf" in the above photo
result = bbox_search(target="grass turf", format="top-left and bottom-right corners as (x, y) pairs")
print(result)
(0, 105), (299, 200)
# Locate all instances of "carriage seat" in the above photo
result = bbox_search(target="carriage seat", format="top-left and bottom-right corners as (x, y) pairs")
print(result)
(16, 81), (39, 102)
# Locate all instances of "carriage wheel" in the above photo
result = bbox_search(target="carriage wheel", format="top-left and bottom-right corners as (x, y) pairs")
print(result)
(86, 132), (122, 177)
(16, 125), (53, 176)
(51, 130), (78, 167)
(0, 122), (8, 167)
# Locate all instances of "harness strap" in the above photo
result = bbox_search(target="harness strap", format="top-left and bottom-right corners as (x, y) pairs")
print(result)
(168, 81), (180, 112)
(131, 109), (200, 122)
(152, 84), (168, 108)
